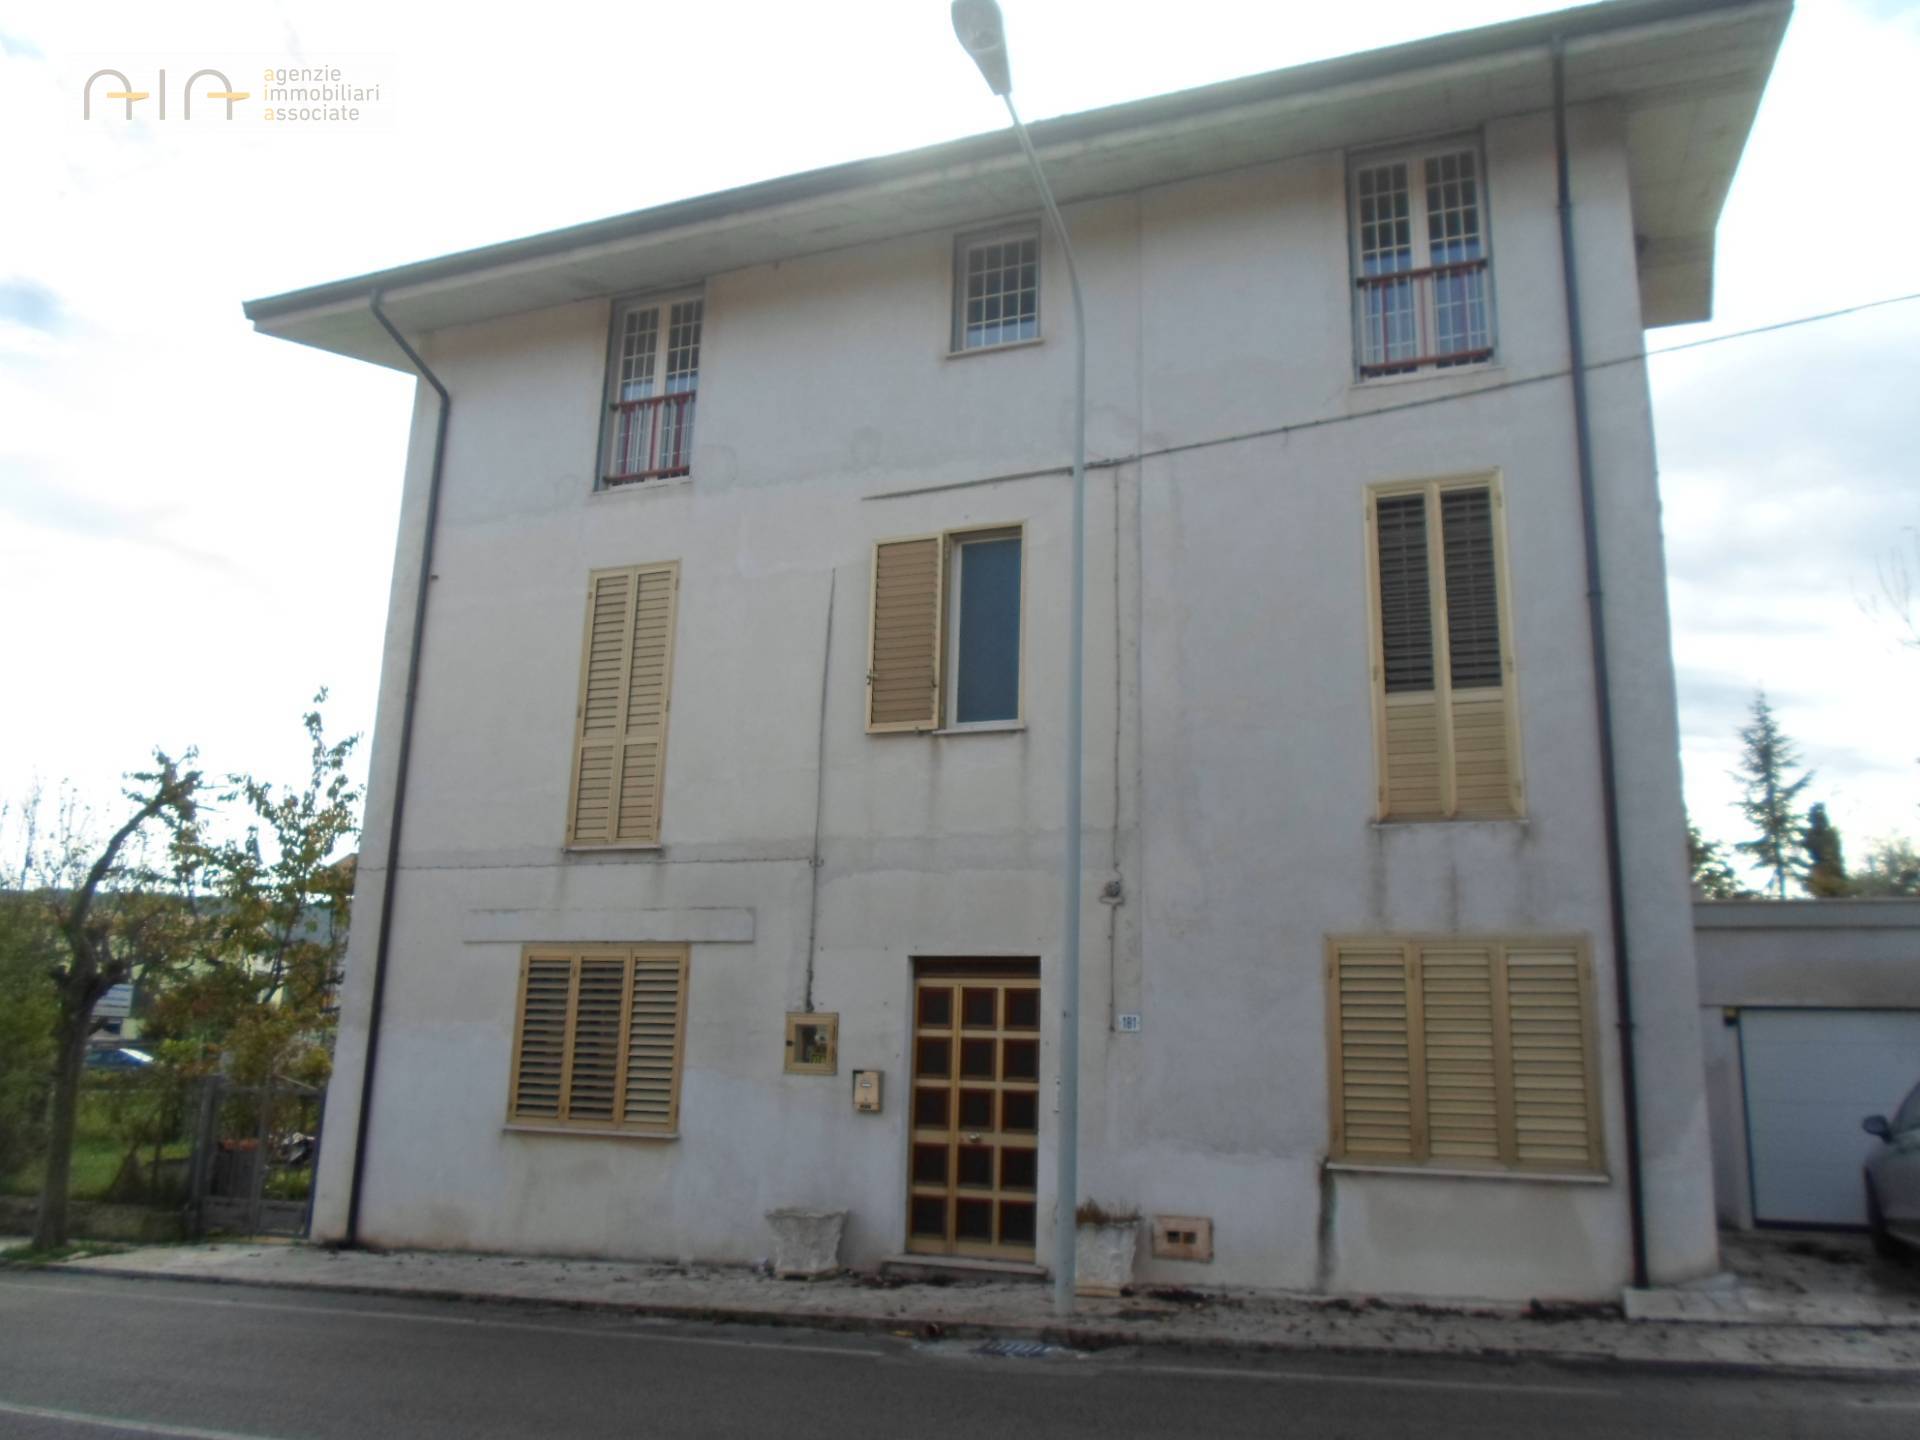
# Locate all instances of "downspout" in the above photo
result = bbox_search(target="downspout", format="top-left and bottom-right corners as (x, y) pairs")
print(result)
(343, 291), (452, 1246)
(1552, 38), (1649, 1291)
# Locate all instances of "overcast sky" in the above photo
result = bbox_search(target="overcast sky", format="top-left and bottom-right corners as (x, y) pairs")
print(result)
(2, 0), (1916, 882)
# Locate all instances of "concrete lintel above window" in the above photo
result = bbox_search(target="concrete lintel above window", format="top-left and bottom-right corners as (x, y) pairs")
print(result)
(1323, 1161), (1610, 1186)
(465, 907), (754, 945)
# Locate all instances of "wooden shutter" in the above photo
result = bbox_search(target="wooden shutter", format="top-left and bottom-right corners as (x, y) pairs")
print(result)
(1328, 941), (1422, 1161)
(1372, 493), (1445, 819)
(1441, 487), (1519, 818)
(568, 563), (679, 845)
(1504, 943), (1601, 1170)
(1368, 480), (1521, 820)
(507, 944), (689, 1134)
(1329, 936), (1601, 1173)
(622, 946), (689, 1132)
(566, 952), (632, 1124)
(509, 951), (576, 1122)
(1419, 945), (1504, 1163)
(868, 536), (943, 732)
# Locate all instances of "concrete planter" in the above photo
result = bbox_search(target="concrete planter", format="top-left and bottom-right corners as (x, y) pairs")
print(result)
(765, 1207), (847, 1278)
(1075, 1219), (1139, 1297)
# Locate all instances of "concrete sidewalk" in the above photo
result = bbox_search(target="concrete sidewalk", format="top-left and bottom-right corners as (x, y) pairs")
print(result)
(4, 1229), (1916, 1379)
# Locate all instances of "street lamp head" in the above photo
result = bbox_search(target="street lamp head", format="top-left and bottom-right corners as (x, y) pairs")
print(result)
(951, 0), (1013, 97)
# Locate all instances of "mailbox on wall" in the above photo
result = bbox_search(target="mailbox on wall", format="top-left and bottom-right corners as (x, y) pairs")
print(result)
(852, 1070), (883, 1113)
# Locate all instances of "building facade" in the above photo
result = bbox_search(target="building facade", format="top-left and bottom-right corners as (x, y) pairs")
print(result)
(249, 0), (1790, 1301)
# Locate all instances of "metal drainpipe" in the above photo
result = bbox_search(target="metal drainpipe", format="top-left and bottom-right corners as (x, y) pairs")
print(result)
(344, 291), (452, 1247)
(1552, 38), (1649, 1291)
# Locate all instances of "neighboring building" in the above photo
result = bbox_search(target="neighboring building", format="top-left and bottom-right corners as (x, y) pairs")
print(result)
(246, 0), (1789, 1300)
(1695, 900), (1920, 1231)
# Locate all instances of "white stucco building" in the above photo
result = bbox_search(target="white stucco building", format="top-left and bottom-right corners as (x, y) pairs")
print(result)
(247, 0), (1789, 1301)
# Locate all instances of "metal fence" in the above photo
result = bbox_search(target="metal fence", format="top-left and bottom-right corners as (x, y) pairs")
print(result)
(186, 1075), (325, 1238)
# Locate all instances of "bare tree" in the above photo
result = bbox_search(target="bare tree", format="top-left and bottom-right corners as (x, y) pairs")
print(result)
(29, 756), (199, 1249)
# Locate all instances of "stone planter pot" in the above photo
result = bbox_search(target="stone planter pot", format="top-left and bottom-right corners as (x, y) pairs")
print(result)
(765, 1207), (847, 1279)
(1074, 1219), (1139, 1297)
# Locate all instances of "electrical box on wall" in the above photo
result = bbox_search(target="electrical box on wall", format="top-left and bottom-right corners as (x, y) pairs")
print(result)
(852, 1070), (883, 1113)
(1152, 1215), (1214, 1262)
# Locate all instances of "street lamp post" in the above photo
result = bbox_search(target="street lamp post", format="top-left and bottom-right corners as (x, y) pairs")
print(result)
(951, 0), (1088, 1319)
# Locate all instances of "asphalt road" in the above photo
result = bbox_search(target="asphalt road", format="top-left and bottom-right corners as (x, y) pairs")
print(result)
(1, 1271), (1917, 1439)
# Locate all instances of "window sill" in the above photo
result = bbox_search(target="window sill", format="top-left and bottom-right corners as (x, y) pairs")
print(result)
(933, 720), (1025, 735)
(1349, 360), (1503, 393)
(1325, 1160), (1608, 1186)
(563, 843), (664, 855)
(945, 336), (1044, 360)
(504, 1124), (679, 1141)
(1370, 816), (1527, 829)
(593, 474), (693, 498)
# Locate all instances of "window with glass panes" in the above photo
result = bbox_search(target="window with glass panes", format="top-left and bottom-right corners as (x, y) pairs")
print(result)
(953, 226), (1039, 351)
(603, 294), (703, 485)
(1351, 143), (1493, 377)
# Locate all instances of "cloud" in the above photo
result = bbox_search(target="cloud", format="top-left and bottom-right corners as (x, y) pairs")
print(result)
(0, 277), (64, 333)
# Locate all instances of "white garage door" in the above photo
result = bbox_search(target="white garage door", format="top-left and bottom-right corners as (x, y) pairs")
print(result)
(1743, 1009), (1920, 1226)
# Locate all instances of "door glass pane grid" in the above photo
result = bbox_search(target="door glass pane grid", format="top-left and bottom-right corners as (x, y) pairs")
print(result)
(907, 976), (1041, 1259)
(616, 307), (659, 402)
(1425, 151), (1487, 363)
(1355, 162), (1415, 370)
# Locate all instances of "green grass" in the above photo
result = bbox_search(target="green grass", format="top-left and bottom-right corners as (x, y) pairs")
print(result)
(0, 1088), (191, 1202)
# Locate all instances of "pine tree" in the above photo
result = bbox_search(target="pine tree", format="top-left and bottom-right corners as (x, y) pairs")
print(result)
(1799, 803), (1849, 898)
(1731, 690), (1813, 899)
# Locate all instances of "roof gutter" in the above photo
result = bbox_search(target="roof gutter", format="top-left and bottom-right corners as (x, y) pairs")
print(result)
(343, 292), (452, 1247)
(1552, 37), (1649, 1291)
(242, 0), (1768, 328)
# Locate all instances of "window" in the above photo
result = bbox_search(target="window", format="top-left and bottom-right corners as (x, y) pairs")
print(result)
(952, 225), (1039, 351)
(1366, 476), (1521, 820)
(1351, 142), (1493, 377)
(567, 562), (679, 846)
(507, 944), (689, 1135)
(867, 527), (1022, 732)
(784, 1013), (839, 1075)
(1327, 936), (1603, 1174)
(603, 294), (702, 485)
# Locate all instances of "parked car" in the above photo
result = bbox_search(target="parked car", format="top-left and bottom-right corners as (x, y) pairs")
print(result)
(1863, 1081), (1920, 1257)
(83, 1046), (154, 1070)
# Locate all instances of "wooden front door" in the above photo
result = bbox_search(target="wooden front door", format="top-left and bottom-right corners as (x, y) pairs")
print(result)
(907, 972), (1041, 1259)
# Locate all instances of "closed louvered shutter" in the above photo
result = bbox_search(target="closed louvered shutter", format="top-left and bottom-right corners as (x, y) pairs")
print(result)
(507, 945), (690, 1134)
(1370, 482), (1520, 820)
(868, 537), (943, 731)
(1441, 487), (1517, 818)
(1374, 494), (1444, 818)
(1329, 942), (1421, 1161)
(509, 952), (575, 1122)
(1504, 944), (1600, 1169)
(1419, 945), (1503, 1163)
(622, 947), (689, 1131)
(568, 563), (678, 845)
(1375, 496), (1433, 694)
(1330, 937), (1601, 1173)
(566, 953), (632, 1123)
(1441, 489), (1500, 688)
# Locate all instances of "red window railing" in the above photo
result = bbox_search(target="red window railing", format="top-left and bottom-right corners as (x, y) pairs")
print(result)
(1354, 258), (1493, 377)
(606, 391), (695, 485)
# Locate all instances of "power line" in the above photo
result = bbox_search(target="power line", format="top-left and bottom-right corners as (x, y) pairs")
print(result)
(1110, 289), (1920, 472)
(868, 287), (1920, 502)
